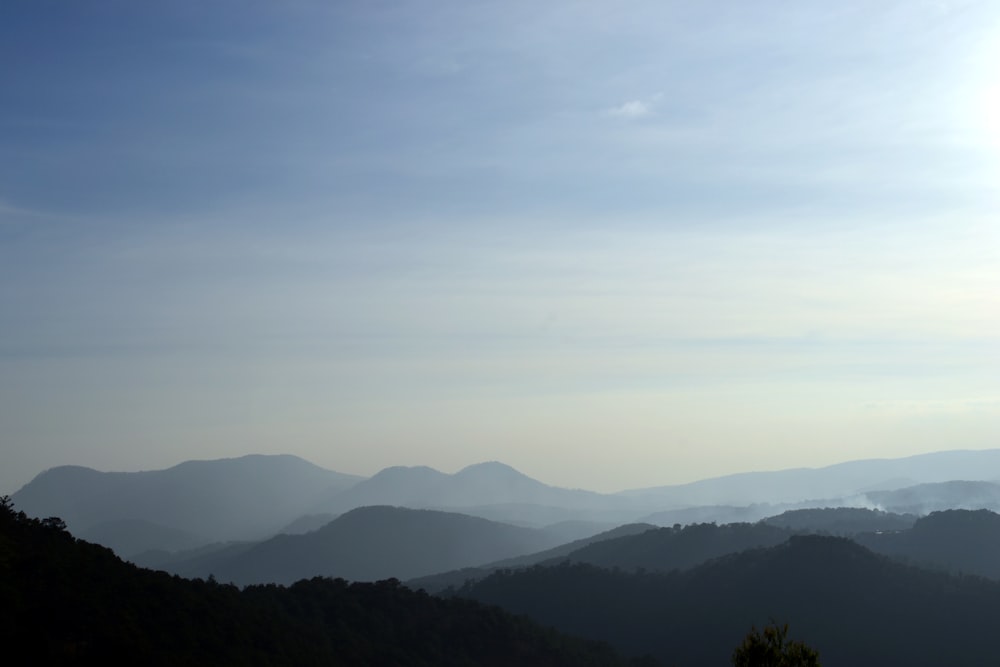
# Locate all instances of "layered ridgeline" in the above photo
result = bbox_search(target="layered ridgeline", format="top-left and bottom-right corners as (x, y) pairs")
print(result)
(620, 448), (1000, 508)
(11, 489), (1000, 665)
(147, 506), (572, 585)
(416, 508), (1000, 594)
(11, 456), (631, 557)
(454, 535), (1000, 667)
(13, 449), (1000, 561)
(414, 510), (893, 593)
(149, 507), (1000, 590)
(0, 498), (638, 667)
(321, 461), (632, 524)
(409, 522), (658, 593)
(538, 509), (1000, 584)
(10, 454), (363, 554)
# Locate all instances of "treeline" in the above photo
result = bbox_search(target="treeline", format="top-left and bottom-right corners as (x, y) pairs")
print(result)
(0, 497), (642, 666)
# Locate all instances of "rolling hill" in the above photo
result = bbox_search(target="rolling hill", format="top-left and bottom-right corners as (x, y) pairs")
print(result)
(16, 448), (1000, 562)
(457, 534), (1000, 666)
(857, 509), (1000, 580)
(161, 505), (569, 585)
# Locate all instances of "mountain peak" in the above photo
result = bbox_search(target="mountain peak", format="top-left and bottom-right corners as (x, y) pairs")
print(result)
(456, 461), (529, 478)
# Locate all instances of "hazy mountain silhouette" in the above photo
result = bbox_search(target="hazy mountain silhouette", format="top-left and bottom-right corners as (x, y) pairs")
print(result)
(78, 518), (206, 558)
(621, 448), (1000, 508)
(321, 449), (1000, 530)
(163, 505), (568, 585)
(435, 502), (633, 527)
(865, 480), (1000, 514)
(534, 519), (625, 543)
(457, 534), (1000, 666)
(18, 448), (1000, 562)
(12, 454), (363, 551)
(278, 512), (337, 535)
(409, 522), (657, 593)
(322, 462), (629, 524)
(133, 537), (258, 573)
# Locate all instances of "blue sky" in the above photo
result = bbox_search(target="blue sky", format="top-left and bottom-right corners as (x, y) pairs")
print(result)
(2, 1), (999, 493)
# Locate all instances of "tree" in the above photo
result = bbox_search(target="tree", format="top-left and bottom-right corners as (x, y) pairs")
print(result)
(732, 622), (820, 667)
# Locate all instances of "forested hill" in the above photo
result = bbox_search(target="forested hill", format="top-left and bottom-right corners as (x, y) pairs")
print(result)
(0, 497), (640, 666)
(151, 505), (567, 585)
(555, 520), (791, 572)
(456, 534), (1000, 667)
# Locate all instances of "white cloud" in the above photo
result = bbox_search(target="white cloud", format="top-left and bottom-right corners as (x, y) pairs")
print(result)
(607, 99), (651, 119)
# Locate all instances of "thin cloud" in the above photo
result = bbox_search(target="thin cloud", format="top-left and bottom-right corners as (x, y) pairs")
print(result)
(607, 99), (651, 119)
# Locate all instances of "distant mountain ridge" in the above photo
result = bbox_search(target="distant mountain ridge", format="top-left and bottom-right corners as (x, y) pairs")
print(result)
(622, 448), (1000, 507)
(158, 505), (569, 585)
(865, 480), (1000, 514)
(14, 448), (1000, 559)
(12, 454), (363, 553)
(324, 461), (622, 517)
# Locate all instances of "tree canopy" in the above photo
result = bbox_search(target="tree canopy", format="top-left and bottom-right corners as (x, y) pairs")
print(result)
(731, 623), (820, 667)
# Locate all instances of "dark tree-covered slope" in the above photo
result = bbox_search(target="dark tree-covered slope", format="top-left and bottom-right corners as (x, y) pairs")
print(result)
(409, 522), (657, 593)
(557, 520), (793, 572)
(762, 507), (916, 534)
(0, 498), (640, 666)
(857, 508), (1000, 579)
(407, 521), (796, 594)
(457, 535), (1000, 667)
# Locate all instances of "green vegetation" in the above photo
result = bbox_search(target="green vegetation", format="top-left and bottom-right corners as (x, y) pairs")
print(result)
(732, 623), (820, 667)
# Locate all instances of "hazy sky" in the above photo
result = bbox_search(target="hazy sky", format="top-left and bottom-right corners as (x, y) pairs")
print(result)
(2, 1), (999, 494)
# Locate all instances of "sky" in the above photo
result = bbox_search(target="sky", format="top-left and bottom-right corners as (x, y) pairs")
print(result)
(2, 0), (999, 494)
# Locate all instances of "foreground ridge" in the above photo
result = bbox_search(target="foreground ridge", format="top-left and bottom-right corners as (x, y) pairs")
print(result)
(0, 496), (637, 666)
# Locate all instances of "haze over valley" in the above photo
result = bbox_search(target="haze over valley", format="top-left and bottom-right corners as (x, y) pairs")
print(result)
(10, 448), (1000, 664)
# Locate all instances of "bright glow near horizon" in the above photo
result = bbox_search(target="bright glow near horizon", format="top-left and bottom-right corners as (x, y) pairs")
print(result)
(2, 1), (999, 494)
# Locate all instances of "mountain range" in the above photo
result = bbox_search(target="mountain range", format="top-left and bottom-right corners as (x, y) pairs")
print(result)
(620, 448), (1000, 506)
(11, 454), (361, 551)
(13, 448), (1000, 560)
(412, 507), (1000, 596)
(12, 452), (1000, 665)
(148, 505), (571, 585)
(16, 487), (1000, 666)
